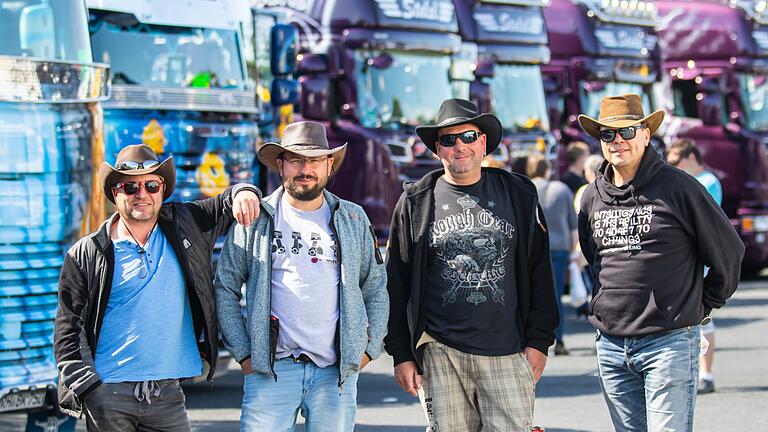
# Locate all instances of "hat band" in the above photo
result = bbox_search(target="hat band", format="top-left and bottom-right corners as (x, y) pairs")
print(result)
(283, 143), (329, 150)
(437, 116), (474, 127)
(598, 114), (644, 122)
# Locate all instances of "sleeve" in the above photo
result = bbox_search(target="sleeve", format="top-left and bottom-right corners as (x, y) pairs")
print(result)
(54, 252), (102, 400)
(184, 183), (262, 242)
(214, 222), (254, 362)
(358, 218), (389, 360)
(524, 203), (559, 355)
(383, 194), (415, 365)
(578, 185), (597, 265)
(565, 186), (578, 232)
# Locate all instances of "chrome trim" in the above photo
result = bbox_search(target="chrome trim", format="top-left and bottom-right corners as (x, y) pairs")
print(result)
(103, 85), (259, 114)
(0, 56), (110, 103)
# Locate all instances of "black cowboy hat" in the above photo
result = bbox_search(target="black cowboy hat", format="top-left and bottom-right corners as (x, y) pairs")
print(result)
(416, 98), (502, 154)
(258, 121), (347, 175)
(99, 144), (175, 204)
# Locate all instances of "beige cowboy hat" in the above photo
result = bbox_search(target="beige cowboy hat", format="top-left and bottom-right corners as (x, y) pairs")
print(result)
(258, 121), (347, 175)
(99, 144), (175, 204)
(577, 93), (665, 141)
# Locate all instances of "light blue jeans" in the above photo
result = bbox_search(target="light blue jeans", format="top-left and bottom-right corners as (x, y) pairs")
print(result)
(596, 326), (700, 432)
(240, 358), (358, 432)
(550, 250), (570, 341)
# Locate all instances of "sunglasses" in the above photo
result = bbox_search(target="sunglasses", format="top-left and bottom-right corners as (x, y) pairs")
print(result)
(437, 130), (481, 147)
(117, 159), (161, 171)
(599, 125), (645, 143)
(113, 180), (163, 195)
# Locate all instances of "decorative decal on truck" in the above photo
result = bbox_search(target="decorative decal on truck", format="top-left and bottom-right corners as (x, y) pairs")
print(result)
(374, 0), (454, 23)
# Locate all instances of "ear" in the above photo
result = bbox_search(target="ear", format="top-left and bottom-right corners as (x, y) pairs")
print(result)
(276, 158), (284, 176)
(327, 156), (334, 175)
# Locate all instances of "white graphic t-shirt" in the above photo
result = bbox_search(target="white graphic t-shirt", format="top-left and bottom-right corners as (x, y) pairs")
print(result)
(271, 194), (340, 367)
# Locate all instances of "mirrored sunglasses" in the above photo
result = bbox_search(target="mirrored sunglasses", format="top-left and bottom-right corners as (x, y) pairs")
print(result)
(117, 159), (161, 171)
(437, 130), (481, 147)
(113, 180), (163, 195)
(599, 125), (645, 143)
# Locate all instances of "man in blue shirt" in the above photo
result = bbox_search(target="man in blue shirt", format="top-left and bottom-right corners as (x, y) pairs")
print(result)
(54, 144), (261, 431)
(667, 138), (723, 395)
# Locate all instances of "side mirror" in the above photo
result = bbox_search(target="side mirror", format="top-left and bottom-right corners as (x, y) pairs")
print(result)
(270, 24), (298, 76)
(299, 76), (330, 121)
(271, 78), (299, 106)
(296, 53), (329, 75)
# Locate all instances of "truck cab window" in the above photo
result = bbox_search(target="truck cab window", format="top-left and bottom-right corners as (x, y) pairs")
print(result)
(671, 79), (699, 119)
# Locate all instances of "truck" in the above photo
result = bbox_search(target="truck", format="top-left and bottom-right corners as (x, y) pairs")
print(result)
(454, 0), (557, 167)
(0, 0), (109, 429)
(543, 0), (662, 160)
(86, 0), (262, 203)
(252, 0), (476, 238)
(656, 0), (768, 273)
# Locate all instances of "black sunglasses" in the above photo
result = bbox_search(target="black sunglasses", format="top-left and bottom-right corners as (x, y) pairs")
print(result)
(113, 180), (163, 195)
(599, 125), (645, 143)
(117, 159), (161, 171)
(437, 130), (481, 147)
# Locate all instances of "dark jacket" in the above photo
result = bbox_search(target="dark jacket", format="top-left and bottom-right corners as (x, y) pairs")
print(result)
(384, 168), (559, 369)
(54, 184), (258, 417)
(578, 148), (744, 337)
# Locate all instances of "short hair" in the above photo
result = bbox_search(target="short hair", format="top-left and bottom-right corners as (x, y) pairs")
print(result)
(668, 138), (702, 164)
(566, 141), (590, 164)
(526, 154), (550, 179)
(584, 154), (604, 178)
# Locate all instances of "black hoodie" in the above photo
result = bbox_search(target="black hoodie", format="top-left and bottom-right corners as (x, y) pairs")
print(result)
(578, 148), (744, 337)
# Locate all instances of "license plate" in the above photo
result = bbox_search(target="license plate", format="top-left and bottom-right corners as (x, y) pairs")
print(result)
(0, 388), (48, 413)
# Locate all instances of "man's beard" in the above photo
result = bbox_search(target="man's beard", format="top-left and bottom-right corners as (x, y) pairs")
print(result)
(284, 175), (327, 201)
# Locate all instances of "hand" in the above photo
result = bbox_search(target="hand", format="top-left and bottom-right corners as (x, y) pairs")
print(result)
(394, 361), (422, 397)
(524, 347), (547, 384)
(359, 354), (371, 370)
(240, 357), (253, 375)
(233, 190), (260, 226)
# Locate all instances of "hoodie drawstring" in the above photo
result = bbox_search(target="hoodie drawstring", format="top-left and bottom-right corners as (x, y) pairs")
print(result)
(133, 380), (162, 404)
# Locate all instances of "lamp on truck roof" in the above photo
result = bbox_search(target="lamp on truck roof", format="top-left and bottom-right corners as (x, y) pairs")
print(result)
(583, 0), (657, 26)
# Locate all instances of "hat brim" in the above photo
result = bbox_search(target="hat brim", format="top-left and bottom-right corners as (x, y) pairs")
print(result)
(416, 113), (502, 155)
(578, 110), (665, 141)
(99, 157), (176, 204)
(257, 142), (348, 176)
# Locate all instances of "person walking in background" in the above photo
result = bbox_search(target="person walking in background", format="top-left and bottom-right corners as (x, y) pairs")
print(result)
(54, 145), (261, 431)
(577, 94), (743, 431)
(574, 154), (604, 319)
(667, 138), (723, 395)
(561, 141), (590, 193)
(527, 154), (578, 355)
(215, 121), (389, 431)
(385, 98), (558, 432)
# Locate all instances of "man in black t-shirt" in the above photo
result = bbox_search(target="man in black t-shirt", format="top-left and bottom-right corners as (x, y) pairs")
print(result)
(385, 99), (559, 432)
(561, 141), (590, 193)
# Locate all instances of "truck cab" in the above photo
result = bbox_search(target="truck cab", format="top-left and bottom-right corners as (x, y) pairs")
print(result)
(86, 0), (261, 201)
(254, 0), (472, 238)
(657, 0), (768, 272)
(455, 0), (556, 168)
(0, 0), (108, 425)
(543, 0), (661, 159)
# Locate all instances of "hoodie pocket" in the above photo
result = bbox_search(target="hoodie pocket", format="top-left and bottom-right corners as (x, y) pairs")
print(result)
(590, 288), (668, 330)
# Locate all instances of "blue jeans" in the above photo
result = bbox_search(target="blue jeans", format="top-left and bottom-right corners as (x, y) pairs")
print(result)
(550, 250), (570, 341)
(240, 358), (358, 432)
(596, 326), (700, 432)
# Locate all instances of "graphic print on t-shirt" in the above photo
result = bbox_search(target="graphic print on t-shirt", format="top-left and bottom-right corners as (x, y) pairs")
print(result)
(592, 205), (654, 255)
(430, 193), (516, 306)
(273, 231), (337, 263)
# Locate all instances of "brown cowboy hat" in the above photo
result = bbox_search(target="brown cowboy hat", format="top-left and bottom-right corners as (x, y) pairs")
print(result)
(577, 94), (665, 141)
(258, 121), (347, 175)
(416, 98), (502, 155)
(99, 144), (176, 204)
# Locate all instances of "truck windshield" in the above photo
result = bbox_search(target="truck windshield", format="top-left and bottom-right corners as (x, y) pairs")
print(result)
(580, 81), (651, 119)
(355, 50), (455, 130)
(0, 0), (92, 62)
(89, 12), (245, 89)
(489, 65), (550, 133)
(739, 73), (768, 131)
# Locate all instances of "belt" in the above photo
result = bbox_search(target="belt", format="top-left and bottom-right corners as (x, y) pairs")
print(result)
(288, 353), (315, 365)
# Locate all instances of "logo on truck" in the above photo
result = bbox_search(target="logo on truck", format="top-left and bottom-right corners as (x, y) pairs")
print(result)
(473, 11), (544, 35)
(374, 0), (454, 23)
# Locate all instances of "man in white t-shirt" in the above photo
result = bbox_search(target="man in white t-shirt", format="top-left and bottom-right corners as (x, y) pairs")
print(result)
(215, 121), (389, 431)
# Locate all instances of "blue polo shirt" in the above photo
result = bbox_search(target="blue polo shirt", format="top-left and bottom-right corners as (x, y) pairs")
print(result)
(94, 227), (202, 382)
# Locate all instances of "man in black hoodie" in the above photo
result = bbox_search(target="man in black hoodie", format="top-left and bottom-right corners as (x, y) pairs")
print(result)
(577, 94), (744, 432)
(385, 99), (558, 431)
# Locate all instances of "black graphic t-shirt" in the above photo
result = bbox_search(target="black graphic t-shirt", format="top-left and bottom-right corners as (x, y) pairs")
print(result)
(424, 175), (521, 356)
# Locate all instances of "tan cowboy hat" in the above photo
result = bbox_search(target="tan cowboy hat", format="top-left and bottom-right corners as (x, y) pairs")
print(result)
(99, 144), (176, 204)
(416, 98), (502, 154)
(258, 121), (347, 175)
(577, 94), (665, 141)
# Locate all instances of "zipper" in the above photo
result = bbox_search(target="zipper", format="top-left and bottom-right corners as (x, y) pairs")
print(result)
(327, 201), (344, 388)
(266, 212), (277, 381)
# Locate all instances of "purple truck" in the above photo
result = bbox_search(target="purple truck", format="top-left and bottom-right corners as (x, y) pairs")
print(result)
(253, 0), (474, 238)
(543, 0), (661, 163)
(454, 0), (557, 167)
(657, 0), (768, 272)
